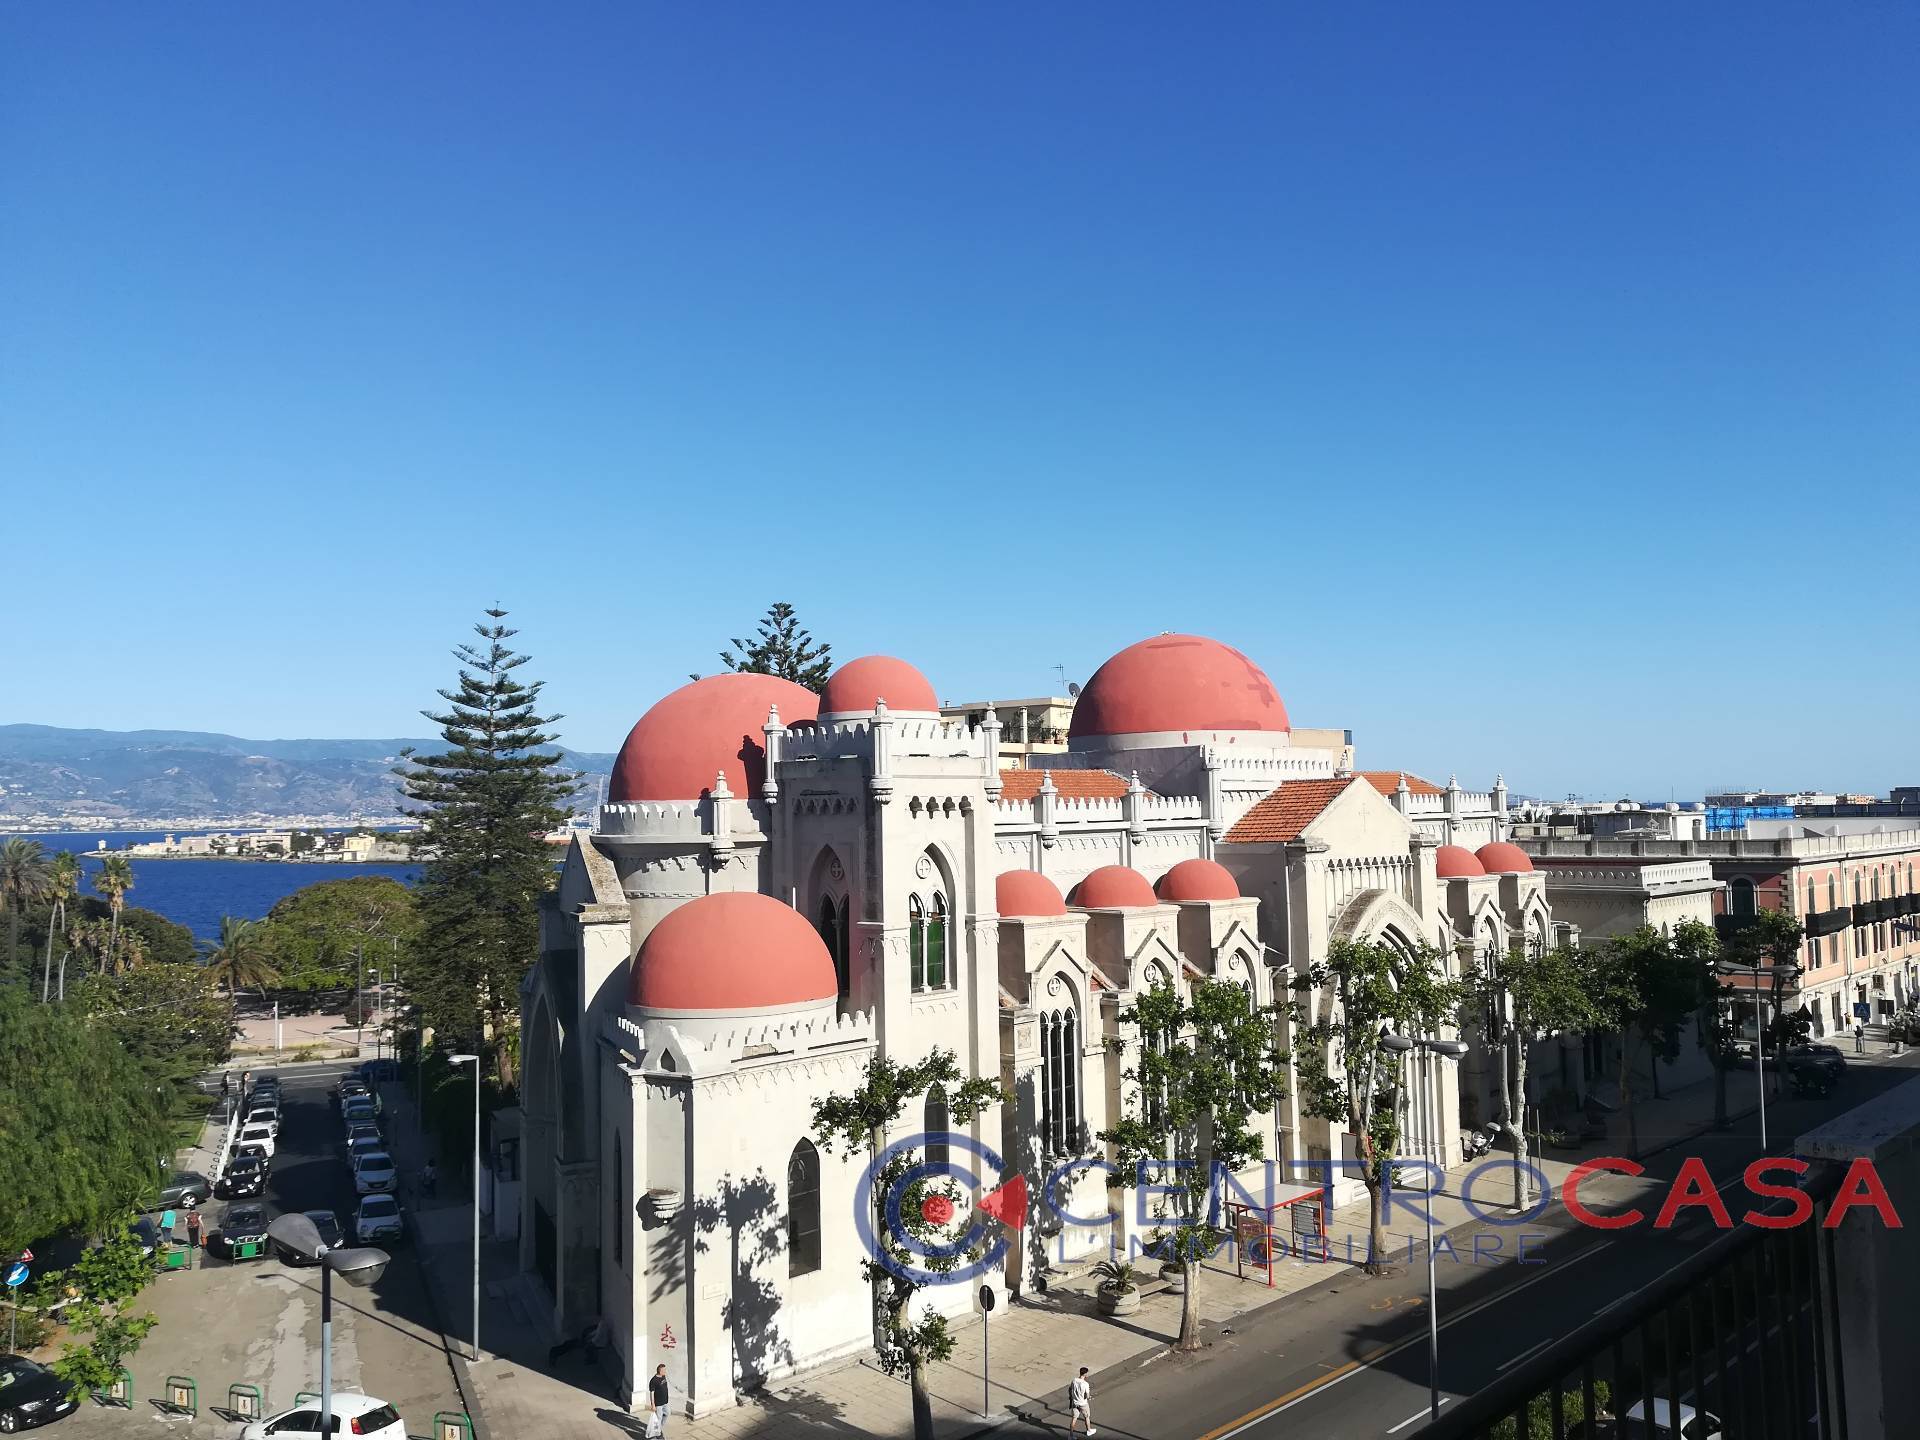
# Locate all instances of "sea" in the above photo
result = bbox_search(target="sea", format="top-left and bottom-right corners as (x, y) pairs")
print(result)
(16, 830), (420, 941)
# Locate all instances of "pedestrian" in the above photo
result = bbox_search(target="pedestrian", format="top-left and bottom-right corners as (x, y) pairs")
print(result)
(221, 1072), (231, 1098)
(1855, 1022), (1866, 1054)
(185, 1208), (203, 1266)
(647, 1364), (670, 1437)
(1068, 1366), (1095, 1436)
(421, 1160), (437, 1200)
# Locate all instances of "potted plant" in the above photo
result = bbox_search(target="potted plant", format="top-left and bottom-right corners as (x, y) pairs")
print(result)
(1092, 1260), (1142, 1317)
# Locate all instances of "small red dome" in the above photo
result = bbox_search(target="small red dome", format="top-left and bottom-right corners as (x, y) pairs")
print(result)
(1435, 845), (1486, 878)
(1155, 858), (1240, 902)
(820, 655), (939, 715)
(1069, 865), (1160, 909)
(1476, 842), (1534, 875)
(630, 892), (838, 1012)
(1069, 634), (1289, 741)
(610, 674), (819, 802)
(996, 870), (1068, 917)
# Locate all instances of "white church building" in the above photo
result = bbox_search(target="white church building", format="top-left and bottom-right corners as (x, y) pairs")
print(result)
(517, 634), (1549, 1416)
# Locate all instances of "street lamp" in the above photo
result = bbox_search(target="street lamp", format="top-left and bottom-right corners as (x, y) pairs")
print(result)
(267, 1213), (389, 1440)
(1381, 1031), (1470, 1426)
(449, 1053), (482, 1361)
(1715, 956), (1804, 1150)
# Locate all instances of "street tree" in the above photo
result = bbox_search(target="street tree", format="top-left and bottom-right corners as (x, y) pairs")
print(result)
(202, 915), (282, 1020)
(715, 602), (833, 690)
(75, 961), (232, 1085)
(810, 1050), (1001, 1440)
(259, 875), (418, 995)
(41, 850), (81, 1001)
(1466, 939), (1595, 1209)
(93, 855), (135, 968)
(1726, 908), (1810, 1051)
(398, 608), (577, 1085)
(1288, 937), (1462, 1274)
(1, 836), (52, 979)
(1100, 978), (1288, 1350)
(1584, 926), (1701, 1157)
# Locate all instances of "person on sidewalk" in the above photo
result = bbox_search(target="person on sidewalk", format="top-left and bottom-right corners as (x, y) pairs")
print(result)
(184, 1209), (203, 1265)
(1068, 1367), (1095, 1436)
(647, 1365), (670, 1437)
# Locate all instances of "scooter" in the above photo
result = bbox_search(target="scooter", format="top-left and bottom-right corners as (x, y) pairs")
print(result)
(1461, 1122), (1501, 1160)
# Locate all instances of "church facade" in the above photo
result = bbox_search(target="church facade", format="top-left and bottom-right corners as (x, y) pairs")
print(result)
(517, 634), (1545, 1416)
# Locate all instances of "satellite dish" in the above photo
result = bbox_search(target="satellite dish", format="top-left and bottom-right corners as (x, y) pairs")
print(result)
(1067, 682), (1081, 697)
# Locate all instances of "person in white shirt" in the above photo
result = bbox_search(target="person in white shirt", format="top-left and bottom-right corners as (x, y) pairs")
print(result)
(1068, 1367), (1095, 1436)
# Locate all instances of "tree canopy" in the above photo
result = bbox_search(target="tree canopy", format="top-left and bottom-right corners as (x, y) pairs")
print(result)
(715, 602), (833, 690)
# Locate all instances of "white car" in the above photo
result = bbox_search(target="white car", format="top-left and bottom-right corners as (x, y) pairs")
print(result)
(347, 1135), (383, 1167)
(1618, 1400), (1723, 1439)
(242, 1394), (405, 1440)
(237, 1123), (277, 1158)
(353, 1151), (397, 1195)
(354, 1194), (404, 1245)
(245, 1108), (280, 1135)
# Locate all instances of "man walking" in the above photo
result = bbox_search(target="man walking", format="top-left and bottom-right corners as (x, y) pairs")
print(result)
(1068, 1366), (1095, 1436)
(647, 1364), (670, 1437)
(184, 1208), (203, 1267)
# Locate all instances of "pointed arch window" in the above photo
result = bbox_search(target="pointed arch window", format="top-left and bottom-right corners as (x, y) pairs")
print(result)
(910, 891), (953, 992)
(927, 894), (949, 989)
(819, 894), (850, 1001)
(1042, 1006), (1081, 1155)
(925, 1087), (950, 1169)
(909, 895), (927, 990)
(787, 1139), (821, 1277)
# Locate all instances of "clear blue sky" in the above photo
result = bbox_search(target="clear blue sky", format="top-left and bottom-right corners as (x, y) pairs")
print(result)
(4, 4), (1915, 798)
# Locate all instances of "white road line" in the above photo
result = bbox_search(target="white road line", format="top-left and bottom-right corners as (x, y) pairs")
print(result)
(1385, 1399), (1449, 1434)
(1497, 1337), (1554, 1372)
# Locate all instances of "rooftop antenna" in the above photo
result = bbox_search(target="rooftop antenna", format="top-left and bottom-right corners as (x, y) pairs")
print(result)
(1053, 663), (1075, 695)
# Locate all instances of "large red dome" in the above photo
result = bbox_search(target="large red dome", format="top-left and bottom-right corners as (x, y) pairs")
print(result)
(1475, 842), (1534, 875)
(1155, 858), (1240, 902)
(1435, 845), (1486, 878)
(820, 655), (939, 715)
(996, 870), (1068, 918)
(1069, 634), (1289, 741)
(1070, 866), (1160, 909)
(609, 674), (820, 802)
(630, 892), (838, 1012)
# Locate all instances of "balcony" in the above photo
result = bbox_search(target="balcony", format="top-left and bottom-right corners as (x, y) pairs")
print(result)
(1856, 898), (1886, 924)
(1804, 907), (1852, 938)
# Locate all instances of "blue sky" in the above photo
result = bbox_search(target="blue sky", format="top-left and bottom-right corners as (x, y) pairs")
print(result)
(4, 4), (1915, 798)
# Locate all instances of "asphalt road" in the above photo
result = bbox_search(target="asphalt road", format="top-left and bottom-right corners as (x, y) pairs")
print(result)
(1006, 1053), (1915, 1440)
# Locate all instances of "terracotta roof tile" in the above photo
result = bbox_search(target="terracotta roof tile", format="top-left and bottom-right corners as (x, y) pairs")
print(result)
(1359, 770), (1443, 797)
(1223, 777), (1361, 844)
(997, 769), (1138, 802)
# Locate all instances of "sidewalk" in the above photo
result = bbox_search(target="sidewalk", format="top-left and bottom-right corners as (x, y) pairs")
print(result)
(386, 1061), (1854, 1440)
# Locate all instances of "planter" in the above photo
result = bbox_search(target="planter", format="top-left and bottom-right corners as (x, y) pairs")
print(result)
(1096, 1285), (1140, 1317)
(1159, 1262), (1186, 1293)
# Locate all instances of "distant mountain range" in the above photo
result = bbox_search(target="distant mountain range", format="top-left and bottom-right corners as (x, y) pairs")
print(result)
(0, 723), (615, 822)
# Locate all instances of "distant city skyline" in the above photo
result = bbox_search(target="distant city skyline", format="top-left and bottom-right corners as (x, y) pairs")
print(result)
(4, 5), (1914, 797)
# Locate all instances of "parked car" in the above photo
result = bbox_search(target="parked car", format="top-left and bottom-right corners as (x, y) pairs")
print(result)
(341, 1103), (378, 1131)
(347, 1135), (384, 1168)
(336, 1079), (369, 1105)
(271, 1210), (344, 1266)
(345, 1121), (382, 1148)
(245, 1108), (280, 1137)
(233, 1142), (272, 1171)
(1782, 1043), (1847, 1078)
(221, 1204), (271, 1260)
(223, 1156), (268, 1200)
(240, 1395), (404, 1440)
(359, 1059), (399, 1084)
(0, 1353), (80, 1431)
(353, 1152), (397, 1195)
(354, 1194), (404, 1246)
(1620, 1398), (1722, 1439)
(237, 1124), (278, 1159)
(155, 1170), (212, 1210)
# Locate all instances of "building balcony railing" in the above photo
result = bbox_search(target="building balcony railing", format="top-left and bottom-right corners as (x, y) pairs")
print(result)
(1856, 898), (1886, 924)
(1417, 1160), (1848, 1440)
(1804, 907), (1852, 938)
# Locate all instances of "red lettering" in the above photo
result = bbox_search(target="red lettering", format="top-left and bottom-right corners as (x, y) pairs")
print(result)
(1742, 1157), (1813, 1230)
(1824, 1157), (1903, 1229)
(1564, 1157), (1645, 1230)
(1653, 1156), (1734, 1230)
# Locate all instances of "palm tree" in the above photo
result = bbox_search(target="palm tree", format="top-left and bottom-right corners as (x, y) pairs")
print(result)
(203, 915), (282, 1019)
(42, 851), (80, 1002)
(1, 837), (53, 976)
(94, 854), (134, 970)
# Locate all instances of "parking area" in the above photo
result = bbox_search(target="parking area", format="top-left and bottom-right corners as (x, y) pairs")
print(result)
(48, 1063), (466, 1440)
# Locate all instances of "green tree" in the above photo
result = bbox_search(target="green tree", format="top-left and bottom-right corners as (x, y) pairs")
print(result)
(1466, 940), (1595, 1209)
(397, 608), (576, 1085)
(0, 990), (171, 1254)
(258, 876), (417, 995)
(1100, 978), (1288, 1350)
(715, 602), (833, 689)
(93, 855), (135, 969)
(810, 1051), (1001, 1440)
(1288, 937), (1462, 1274)
(1584, 927), (1702, 1158)
(74, 962), (233, 1085)
(1726, 908), (1810, 1053)
(2, 836), (53, 979)
(50, 1304), (158, 1393)
(202, 916), (282, 1020)
(41, 851), (81, 1002)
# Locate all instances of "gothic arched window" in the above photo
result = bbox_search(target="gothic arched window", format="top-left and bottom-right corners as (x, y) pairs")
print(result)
(787, 1140), (821, 1277)
(928, 894), (950, 989)
(818, 894), (850, 1000)
(1042, 1006), (1081, 1155)
(909, 895), (927, 990)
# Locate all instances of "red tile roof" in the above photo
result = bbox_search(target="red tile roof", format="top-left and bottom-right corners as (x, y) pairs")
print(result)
(997, 769), (1137, 802)
(1223, 777), (1361, 844)
(1359, 770), (1443, 797)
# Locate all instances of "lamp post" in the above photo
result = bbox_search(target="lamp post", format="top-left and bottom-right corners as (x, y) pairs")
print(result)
(449, 1053), (482, 1360)
(267, 1213), (389, 1440)
(1381, 1032), (1470, 1425)
(1716, 957), (1804, 1150)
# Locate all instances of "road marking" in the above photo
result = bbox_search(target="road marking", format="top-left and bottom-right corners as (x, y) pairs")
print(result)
(1385, 1399), (1449, 1433)
(1497, 1337), (1554, 1372)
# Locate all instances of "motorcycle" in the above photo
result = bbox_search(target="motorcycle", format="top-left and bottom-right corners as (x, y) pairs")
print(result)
(1461, 1122), (1501, 1160)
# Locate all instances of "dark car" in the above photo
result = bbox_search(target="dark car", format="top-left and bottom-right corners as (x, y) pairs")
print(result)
(0, 1354), (80, 1431)
(271, 1210), (345, 1266)
(223, 1156), (268, 1199)
(155, 1171), (212, 1210)
(359, 1059), (399, 1084)
(1783, 1042), (1847, 1077)
(221, 1204), (270, 1259)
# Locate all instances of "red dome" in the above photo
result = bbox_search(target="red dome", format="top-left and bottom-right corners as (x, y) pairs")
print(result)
(996, 870), (1068, 917)
(1435, 845), (1486, 879)
(1475, 842), (1534, 875)
(1155, 858), (1240, 902)
(609, 674), (819, 802)
(630, 892), (837, 1012)
(821, 655), (939, 715)
(1069, 865), (1159, 909)
(1069, 634), (1289, 741)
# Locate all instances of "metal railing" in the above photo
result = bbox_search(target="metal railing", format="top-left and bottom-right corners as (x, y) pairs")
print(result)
(1418, 1161), (1846, 1439)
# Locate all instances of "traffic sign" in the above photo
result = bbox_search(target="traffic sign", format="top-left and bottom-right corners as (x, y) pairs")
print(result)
(6, 1261), (28, 1288)
(16, 1248), (31, 1263)
(1854, 1003), (1871, 1020)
